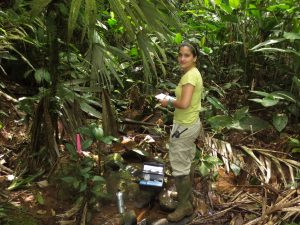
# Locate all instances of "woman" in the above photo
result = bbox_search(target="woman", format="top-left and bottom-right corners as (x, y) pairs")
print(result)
(160, 42), (203, 222)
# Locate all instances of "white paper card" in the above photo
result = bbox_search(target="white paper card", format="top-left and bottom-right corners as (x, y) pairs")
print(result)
(155, 93), (176, 101)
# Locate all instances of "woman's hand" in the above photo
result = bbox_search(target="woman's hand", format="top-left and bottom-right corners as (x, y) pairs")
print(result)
(160, 98), (169, 107)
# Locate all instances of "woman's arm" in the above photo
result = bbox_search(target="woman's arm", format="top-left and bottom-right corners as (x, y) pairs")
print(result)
(160, 83), (195, 109)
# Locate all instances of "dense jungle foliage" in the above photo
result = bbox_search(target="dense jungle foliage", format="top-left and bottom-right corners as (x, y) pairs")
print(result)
(1, 0), (300, 224)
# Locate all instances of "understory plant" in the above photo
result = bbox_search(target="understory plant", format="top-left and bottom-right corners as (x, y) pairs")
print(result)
(60, 122), (117, 205)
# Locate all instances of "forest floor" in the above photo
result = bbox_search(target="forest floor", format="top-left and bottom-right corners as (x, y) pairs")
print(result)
(1, 93), (300, 225)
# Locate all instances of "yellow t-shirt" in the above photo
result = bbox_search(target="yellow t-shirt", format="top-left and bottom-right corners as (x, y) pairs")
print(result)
(174, 67), (203, 125)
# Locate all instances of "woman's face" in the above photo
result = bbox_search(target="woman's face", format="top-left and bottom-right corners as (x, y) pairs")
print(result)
(178, 46), (196, 72)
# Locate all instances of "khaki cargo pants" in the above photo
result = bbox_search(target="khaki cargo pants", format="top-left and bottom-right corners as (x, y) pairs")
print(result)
(169, 118), (201, 176)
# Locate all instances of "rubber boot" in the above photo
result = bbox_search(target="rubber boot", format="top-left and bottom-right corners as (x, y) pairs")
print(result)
(167, 175), (194, 222)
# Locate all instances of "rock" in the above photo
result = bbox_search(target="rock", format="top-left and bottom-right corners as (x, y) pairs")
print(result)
(37, 180), (49, 188)
(134, 190), (156, 209)
(159, 189), (177, 212)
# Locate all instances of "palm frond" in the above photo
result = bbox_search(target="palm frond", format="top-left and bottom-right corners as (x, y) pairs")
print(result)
(30, 0), (52, 16)
(109, 0), (135, 40)
(68, 0), (83, 42)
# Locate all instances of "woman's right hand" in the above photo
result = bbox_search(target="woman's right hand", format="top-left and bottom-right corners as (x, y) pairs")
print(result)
(159, 98), (168, 107)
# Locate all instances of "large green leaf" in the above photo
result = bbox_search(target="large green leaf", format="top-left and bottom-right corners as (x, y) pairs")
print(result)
(250, 90), (270, 97)
(34, 68), (51, 84)
(249, 96), (279, 107)
(253, 47), (300, 57)
(207, 96), (227, 113)
(267, 3), (291, 11)
(207, 115), (233, 130)
(248, 4), (261, 19)
(271, 91), (297, 103)
(229, 0), (240, 9)
(218, 2), (233, 13)
(199, 162), (210, 176)
(284, 32), (300, 40)
(238, 116), (270, 131)
(31, 0), (52, 16)
(233, 106), (249, 121)
(272, 113), (288, 132)
(174, 33), (183, 44)
(79, 101), (101, 118)
(250, 39), (285, 51)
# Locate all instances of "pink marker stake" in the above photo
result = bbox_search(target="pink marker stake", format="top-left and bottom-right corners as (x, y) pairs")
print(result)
(76, 134), (82, 155)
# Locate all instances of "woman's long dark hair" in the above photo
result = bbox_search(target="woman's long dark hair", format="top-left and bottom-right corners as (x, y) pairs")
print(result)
(178, 42), (200, 67)
(179, 42), (199, 59)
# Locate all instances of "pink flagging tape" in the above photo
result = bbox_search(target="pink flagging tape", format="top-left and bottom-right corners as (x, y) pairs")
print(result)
(76, 133), (82, 155)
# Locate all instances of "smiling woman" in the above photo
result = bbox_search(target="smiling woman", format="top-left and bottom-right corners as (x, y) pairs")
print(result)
(159, 42), (203, 222)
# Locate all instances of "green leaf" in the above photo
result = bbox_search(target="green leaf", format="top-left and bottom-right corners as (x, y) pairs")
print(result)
(82, 139), (93, 150)
(91, 176), (105, 182)
(249, 97), (279, 107)
(34, 68), (51, 84)
(293, 76), (300, 87)
(61, 176), (76, 183)
(292, 148), (300, 153)
(80, 167), (92, 174)
(174, 33), (183, 44)
(79, 182), (87, 192)
(272, 113), (288, 132)
(229, 0), (240, 9)
(0, 110), (8, 117)
(129, 47), (138, 57)
(267, 4), (290, 11)
(233, 106), (249, 121)
(73, 180), (80, 189)
(36, 192), (44, 205)
(284, 32), (300, 40)
(250, 39), (285, 51)
(31, 0), (52, 16)
(207, 115), (233, 130)
(248, 4), (261, 19)
(218, 2), (233, 13)
(289, 138), (300, 147)
(238, 116), (270, 131)
(199, 162), (210, 176)
(92, 127), (104, 140)
(68, 0), (83, 42)
(261, 97), (279, 107)
(80, 102), (101, 118)
(253, 48), (300, 57)
(207, 96), (227, 113)
(250, 90), (270, 97)
(271, 91), (297, 103)
(65, 143), (76, 155)
(205, 156), (219, 165)
(107, 18), (117, 27)
(100, 136), (118, 144)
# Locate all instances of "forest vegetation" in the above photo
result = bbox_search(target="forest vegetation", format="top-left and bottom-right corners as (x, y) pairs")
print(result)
(0, 0), (300, 224)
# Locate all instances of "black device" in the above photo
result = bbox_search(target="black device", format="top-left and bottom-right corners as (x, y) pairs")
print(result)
(171, 128), (188, 138)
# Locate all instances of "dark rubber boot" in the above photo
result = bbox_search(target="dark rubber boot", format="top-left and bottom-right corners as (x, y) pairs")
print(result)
(167, 175), (193, 222)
